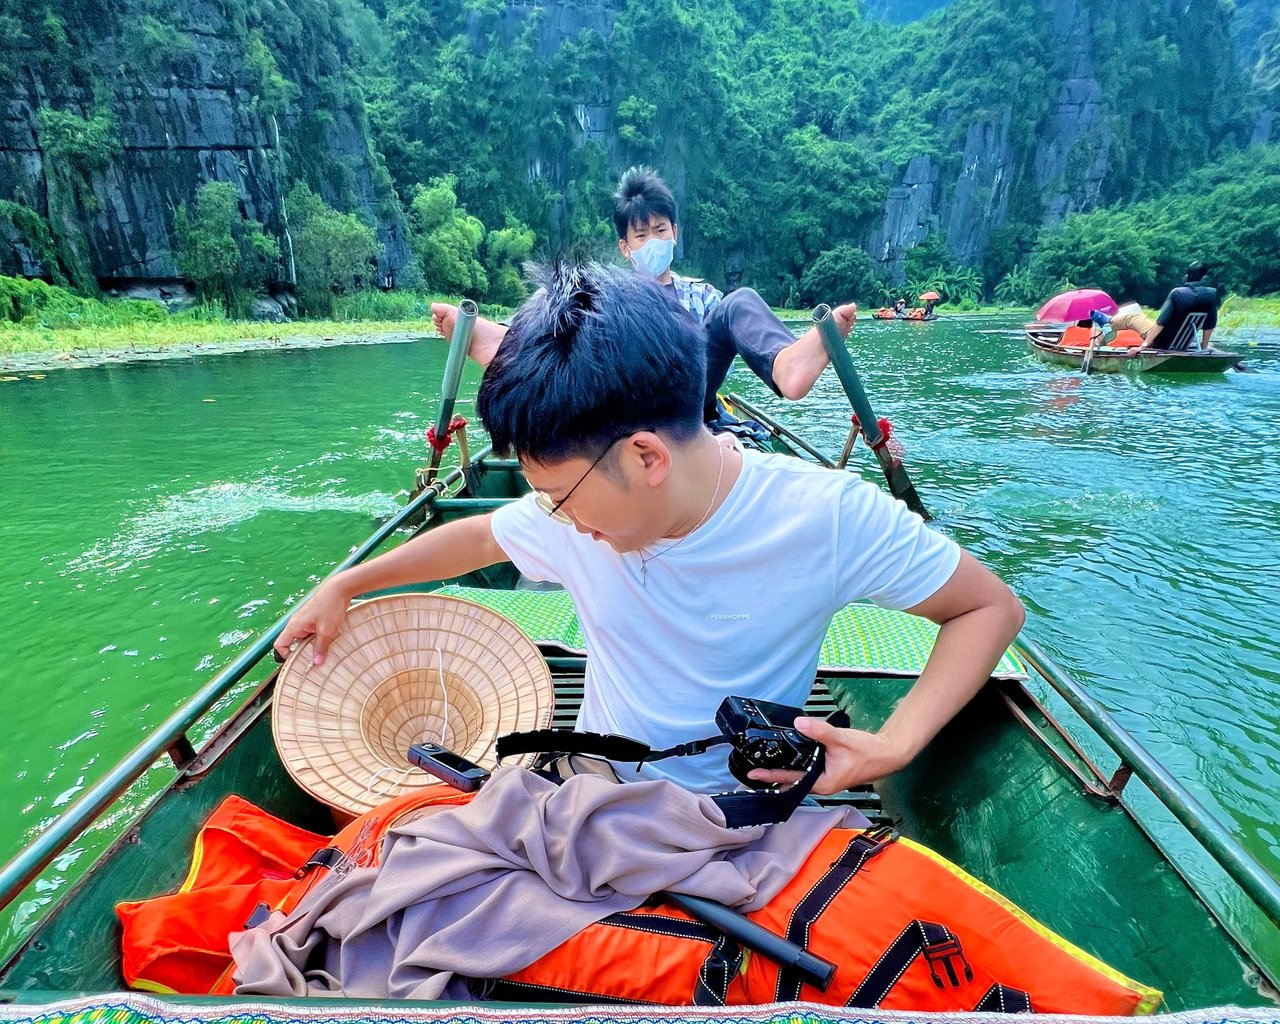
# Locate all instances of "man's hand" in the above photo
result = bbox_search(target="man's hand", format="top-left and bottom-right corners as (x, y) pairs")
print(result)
(746, 716), (911, 795)
(833, 301), (857, 340)
(431, 302), (458, 341)
(273, 578), (355, 667)
(430, 302), (507, 368)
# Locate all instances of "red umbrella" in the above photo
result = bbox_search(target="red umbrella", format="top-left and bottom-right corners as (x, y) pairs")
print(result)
(1036, 288), (1117, 323)
(918, 290), (941, 302)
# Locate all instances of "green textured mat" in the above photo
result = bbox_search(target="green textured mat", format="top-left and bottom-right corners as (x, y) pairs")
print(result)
(437, 586), (1025, 680)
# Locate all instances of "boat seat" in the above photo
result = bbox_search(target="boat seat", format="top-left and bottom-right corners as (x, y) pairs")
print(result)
(436, 584), (1026, 679)
(1057, 325), (1144, 350)
(1057, 325), (1092, 348)
(1108, 328), (1144, 349)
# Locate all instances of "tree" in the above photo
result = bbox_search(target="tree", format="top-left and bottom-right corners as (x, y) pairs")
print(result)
(484, 216), (535, 307)
(408, 175), (488, 296)
(1029, 212), (1156, 303)
(761, 126), (887, 280)
(798, 245), (883, 307)
(36, 108), (120, 177)
(285, 183), (383, 317)
(175, 182), (279, 316)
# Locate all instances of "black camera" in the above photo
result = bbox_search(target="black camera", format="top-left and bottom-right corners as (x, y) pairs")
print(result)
(716, 696), (818, 789)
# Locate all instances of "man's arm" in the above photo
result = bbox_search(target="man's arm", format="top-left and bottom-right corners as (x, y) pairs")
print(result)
(771, 302), (857, 400)
(750, 551), (1024, 793)
(431, 303), (509, 368)
(1201, 327), (1214, 350)
(273, 514), (507, 665)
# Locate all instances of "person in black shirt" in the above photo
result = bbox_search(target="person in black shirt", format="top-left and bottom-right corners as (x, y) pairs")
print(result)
(1140, 262), (1220, 352)
(1098, 262), (1221, 353)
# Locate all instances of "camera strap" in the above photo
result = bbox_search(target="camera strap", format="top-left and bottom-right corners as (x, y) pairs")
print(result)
(495, 709), (850, 828)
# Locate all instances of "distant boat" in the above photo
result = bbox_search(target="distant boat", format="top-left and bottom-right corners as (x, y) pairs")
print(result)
(874, 307), (937, 321)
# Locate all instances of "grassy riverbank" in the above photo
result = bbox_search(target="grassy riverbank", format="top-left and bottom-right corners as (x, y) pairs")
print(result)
(4, 278), (1276, 363)
(0, 314), (440, 357)
(1219, 294), (1280, 330)
(0, 280), (506, 360)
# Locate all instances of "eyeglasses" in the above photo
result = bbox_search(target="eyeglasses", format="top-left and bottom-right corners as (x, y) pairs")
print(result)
(534, 429), (651, 525)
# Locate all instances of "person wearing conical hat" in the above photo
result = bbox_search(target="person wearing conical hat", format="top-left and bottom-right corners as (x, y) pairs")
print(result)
(276, 263), (1023, 796)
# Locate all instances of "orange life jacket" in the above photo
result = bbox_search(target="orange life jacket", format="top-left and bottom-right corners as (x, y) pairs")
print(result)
(1058, 325), (1093, 347)
(117, 787), (475, 995)
(493, 827), (1162, 1014)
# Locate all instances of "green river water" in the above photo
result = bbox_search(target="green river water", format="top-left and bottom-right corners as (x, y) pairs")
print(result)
(1, 316), (1278, 953)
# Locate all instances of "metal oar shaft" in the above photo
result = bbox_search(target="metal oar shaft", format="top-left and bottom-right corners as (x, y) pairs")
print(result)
(812, 304), (929, 520)
(428, 299), (479, 475)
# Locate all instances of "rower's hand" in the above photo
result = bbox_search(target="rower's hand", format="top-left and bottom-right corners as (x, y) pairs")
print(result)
(273, 579), (353, 667)
(834, 302), (858, 340)
(431, 302), (458, 341)
(747, 717), (909, 795)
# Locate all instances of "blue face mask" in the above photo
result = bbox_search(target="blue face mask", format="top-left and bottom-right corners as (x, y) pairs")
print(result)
(627, 237), (675, 278)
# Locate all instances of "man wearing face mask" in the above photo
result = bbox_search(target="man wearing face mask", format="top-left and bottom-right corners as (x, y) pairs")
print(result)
(613, 167), (857, 421)
(431, 167), (857, 422)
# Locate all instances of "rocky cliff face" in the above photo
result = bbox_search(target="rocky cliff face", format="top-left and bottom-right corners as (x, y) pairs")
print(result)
(0, 0), (414, 289)
(870, 0), (1248, 282)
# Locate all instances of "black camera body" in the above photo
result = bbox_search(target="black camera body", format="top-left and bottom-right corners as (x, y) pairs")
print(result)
(716, 696), (818, 789)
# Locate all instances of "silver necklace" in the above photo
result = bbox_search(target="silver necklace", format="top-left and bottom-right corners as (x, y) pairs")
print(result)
(639, 444), (726, 586)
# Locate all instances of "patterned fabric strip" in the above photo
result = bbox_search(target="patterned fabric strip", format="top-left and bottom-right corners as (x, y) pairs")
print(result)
(0, 992), (1274, 1024)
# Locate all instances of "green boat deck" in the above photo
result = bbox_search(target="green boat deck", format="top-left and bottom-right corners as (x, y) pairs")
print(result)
(435, 585), (1027, 679)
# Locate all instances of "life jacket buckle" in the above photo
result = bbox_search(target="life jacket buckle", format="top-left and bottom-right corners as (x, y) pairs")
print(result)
(836, 824), (897, 867)
(243, 900), (272, 930)
(923, 933), (973, 989)
(856, 824), (897, 856)
(294, 846), (348, 879)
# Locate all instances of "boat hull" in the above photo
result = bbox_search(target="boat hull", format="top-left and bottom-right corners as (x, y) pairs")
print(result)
(1025, 329), (1240, 374)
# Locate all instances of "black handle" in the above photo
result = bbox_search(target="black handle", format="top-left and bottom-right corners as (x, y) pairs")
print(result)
(664, 891), (837, 991)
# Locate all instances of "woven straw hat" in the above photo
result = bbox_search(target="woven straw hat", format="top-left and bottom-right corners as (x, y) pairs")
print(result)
(273, 592), (555, 816)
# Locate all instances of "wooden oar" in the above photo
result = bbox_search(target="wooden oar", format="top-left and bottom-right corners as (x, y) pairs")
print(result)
(812, 304), (930, 520)
(425, 299), (479, 482)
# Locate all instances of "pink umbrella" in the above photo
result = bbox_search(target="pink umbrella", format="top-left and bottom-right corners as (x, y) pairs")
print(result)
(1035, 289), (1118, 323)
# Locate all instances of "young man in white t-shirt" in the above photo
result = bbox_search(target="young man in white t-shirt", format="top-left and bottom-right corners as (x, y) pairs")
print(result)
(275, 263), (1025, 796)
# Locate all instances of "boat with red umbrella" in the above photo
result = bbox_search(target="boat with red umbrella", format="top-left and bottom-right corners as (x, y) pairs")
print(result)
(1024, 289), (1240, 375)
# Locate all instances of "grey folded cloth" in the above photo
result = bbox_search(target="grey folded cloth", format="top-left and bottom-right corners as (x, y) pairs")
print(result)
(232, 766), (866, 999)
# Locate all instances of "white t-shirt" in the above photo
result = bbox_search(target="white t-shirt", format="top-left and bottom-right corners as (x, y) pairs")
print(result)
(490, 450), (961, 793)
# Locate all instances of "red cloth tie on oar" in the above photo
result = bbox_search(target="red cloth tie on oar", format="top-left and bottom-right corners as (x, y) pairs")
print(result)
(851, 414), (904, 458)
(426, 415), (468, 456)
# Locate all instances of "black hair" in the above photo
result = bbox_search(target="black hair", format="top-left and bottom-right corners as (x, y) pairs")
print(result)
(612, 166), (679, 240)
(1185, 261), (1210, 283)
(476, 262), (706, 462)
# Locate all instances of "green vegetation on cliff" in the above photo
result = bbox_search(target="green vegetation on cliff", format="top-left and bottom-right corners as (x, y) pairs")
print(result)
(1003, 144), (1280, 305)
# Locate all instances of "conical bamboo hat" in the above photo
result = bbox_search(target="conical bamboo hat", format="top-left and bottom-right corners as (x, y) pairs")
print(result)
(273, 592), (555, 815)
